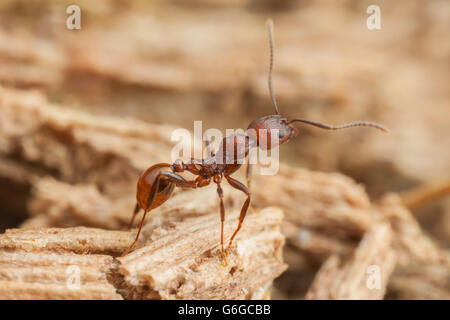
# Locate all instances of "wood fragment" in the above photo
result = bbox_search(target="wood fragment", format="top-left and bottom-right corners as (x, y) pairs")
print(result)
(0, 207), (286, 300)
(386, 264), (450, 300)
(119, 207), (286, 299)
(376, 194), (450, 267)
(400, 180), (450, 209)
(0, 227), (131, 300)
(305, 224), (397, 300)
(0, 86), (176, 198)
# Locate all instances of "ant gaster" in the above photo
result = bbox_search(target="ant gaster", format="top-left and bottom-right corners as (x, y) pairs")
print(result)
(123, 19), (389, 262)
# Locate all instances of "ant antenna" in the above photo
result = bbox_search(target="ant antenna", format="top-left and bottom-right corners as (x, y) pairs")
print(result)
(288, 118), (390, 133)
(266, 19), (280, 115)
(265, 19), (388, 135)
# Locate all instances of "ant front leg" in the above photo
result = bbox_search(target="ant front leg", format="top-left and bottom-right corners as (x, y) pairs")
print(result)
(214, 177), (228, 266)
(224, 175), (251, 254)
(245, 162), (253, 190)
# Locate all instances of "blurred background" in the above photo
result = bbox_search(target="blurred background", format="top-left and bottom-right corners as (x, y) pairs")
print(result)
(0, 0), (449, 298)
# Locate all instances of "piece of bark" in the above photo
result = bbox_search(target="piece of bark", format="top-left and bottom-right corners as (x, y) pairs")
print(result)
(0, 207), (286, 300)
(305, 223), (397, 300)
(400, 180), (450, 210)
(386, 264), (450, 300)
(253, 164), (375, 237)
(0, 86), (176, 198)
(119, 207), (286, 299)
(0, 227), (132, 300)
(252, 164), (378, 262)
(24, 177), (125, 230)
(399, 181), (450, 248)
(376, 194), (450, 268)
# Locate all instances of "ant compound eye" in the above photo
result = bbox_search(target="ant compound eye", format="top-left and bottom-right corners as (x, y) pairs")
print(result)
(278, 130), (285, 139)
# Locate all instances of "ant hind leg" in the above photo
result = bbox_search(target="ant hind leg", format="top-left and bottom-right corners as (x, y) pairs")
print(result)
(224, 175), (251, 254)
(122, 173), (161, 256)
(127, 203), (141, 230)
(215, 181), (228, 266)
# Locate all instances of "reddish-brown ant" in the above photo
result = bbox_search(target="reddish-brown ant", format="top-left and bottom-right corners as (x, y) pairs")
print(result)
(123, 19), (389, 262)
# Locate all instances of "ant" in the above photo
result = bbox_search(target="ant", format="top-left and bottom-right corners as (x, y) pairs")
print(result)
(122, 19), (389, 262)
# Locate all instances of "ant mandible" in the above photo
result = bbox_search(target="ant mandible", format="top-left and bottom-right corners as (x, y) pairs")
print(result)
(122, 19), (389, 262)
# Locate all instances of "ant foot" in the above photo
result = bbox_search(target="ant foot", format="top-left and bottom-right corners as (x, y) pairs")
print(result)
(220, 253), (228, 267)
(121, 244), (135, 257)
(121, 248), (131, 257)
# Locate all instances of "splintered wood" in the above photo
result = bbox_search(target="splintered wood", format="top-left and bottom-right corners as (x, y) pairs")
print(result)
(0, 227), (131, 300)
(0, 208), (286, 300)
(0, 86), (449, 300)
(0, 86), (176, 198)
(305, 224), (396, 300)
(119, 208), (286, 300)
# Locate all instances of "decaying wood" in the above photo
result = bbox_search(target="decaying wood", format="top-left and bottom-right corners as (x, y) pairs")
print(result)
(303, 195), (450, 300)
(252, 164), (377, 260)
(119, 207), (286, 299)
(0, 227), (131, 300)
(376, 194), (450, 268)
(0, 86), (176, 198)
(305, 224), (396, 300)
(1, 86), (449, 300)
(0, 207), (286, 300)
(387, 264), (450, 300)
(400, 180), (450, 210)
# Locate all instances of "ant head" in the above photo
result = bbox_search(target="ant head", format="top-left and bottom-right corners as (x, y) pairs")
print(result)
(247, 115), (297, 150)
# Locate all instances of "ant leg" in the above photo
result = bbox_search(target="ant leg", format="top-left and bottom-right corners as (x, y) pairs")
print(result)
(161, 171), (197, 188)
(127, 203), (141, 230)
(224, 175), (251, 253)
(163, 170), (212, 188)
(245, 163), (253, 190)
(122, 173), (161, 256)
(215, 181), (227, 266)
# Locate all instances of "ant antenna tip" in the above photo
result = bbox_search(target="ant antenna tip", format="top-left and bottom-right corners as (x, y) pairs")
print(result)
(266, 18), (273, 26)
